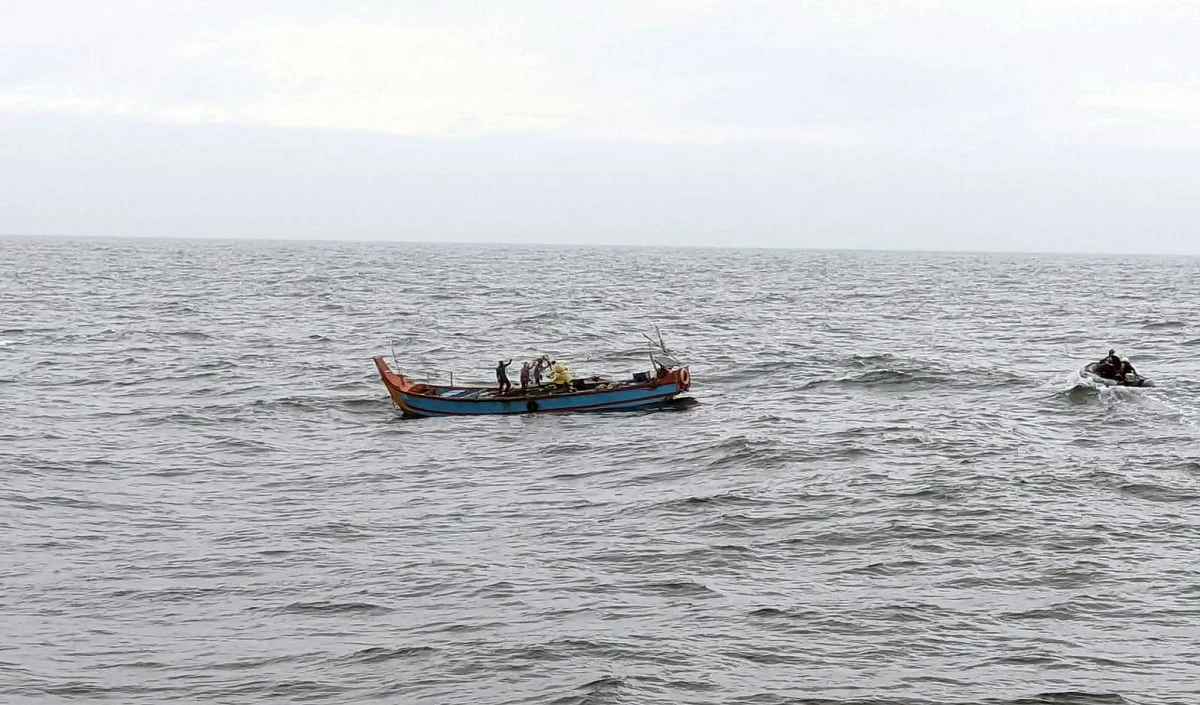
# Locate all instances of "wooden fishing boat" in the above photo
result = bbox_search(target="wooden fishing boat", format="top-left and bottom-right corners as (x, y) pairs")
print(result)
(372, 355), (692, 417)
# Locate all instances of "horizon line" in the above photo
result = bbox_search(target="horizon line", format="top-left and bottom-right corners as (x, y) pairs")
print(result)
(2, 231), (1196, 259)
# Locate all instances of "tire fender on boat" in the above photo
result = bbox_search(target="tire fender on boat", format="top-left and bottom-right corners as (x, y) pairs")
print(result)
(680, 368), (690, 389)
(526, 400), (539, 413)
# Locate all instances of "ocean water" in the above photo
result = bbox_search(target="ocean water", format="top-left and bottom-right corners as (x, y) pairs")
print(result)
(2, 237), (1199, 705)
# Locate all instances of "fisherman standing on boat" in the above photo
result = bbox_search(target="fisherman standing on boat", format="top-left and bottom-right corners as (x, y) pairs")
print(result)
(496, 359), (513, 394)
(532, 356), (548, 386)
(519, 361), (532, 393)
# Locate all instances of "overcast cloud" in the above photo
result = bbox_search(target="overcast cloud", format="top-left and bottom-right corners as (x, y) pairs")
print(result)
(2, 1), (1198, 253)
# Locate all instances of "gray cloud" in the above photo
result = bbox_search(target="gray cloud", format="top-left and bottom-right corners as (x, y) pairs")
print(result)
(2, 1), (1199, 253)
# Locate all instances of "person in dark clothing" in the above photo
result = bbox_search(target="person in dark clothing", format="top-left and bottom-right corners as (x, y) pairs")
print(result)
(532, 356), (548, 386)
(519, 361), (532, 393)
(1094, 349), (1121, 379)
(1095, 349), (1139, 382)
(496, 359), (513, 394)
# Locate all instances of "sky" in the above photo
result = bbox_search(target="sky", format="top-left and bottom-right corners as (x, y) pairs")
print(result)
(2, 0), (1199, 253)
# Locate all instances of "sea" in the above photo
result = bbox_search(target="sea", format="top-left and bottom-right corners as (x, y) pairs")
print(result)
(2, 237), (1198, 705)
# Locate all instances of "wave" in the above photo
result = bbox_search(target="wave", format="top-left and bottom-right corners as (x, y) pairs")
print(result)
(553, 675), (628, 705)
(166, 330), (216, 341)
(340, 645), (438, 663)
(660, 491), (766, 510)
(1119, 482), (1200, 503)
(1061, 382), (1103, 404)
(838, 559), (927, 576)
(997, 594), (1131, 622)
(279, 600), (393, 615)
(792, 356), (1023, 391)
(803, 368), (952, 389)
(999, 692), (1134, 704)
(207, 652), (321, 671)
(636, 579), (720, 597)
(702, 435), (802, 469)
(842, 352), (904, 367)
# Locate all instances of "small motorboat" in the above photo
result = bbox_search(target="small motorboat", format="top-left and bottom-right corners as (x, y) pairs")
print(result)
(1080, 361), (1153, 387)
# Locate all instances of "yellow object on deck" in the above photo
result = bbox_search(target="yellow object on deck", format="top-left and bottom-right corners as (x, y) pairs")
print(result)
(550, 362), (571, 384)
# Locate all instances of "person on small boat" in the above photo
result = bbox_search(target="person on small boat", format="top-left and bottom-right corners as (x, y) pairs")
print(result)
(1093, 349), (1121, 379)
(496, 359), (513, 394)
(532, 356), (549, 386)
(1119, 358), (1137, 380)
(519, 361), (532, 393)
(1094, 349), (1139, 383)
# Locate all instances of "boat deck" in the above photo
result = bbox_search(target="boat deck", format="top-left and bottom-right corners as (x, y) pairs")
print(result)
(434, 380), (625, 400)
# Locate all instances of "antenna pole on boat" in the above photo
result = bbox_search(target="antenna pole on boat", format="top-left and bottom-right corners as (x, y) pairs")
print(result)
(643, 325), (673, 355)
(654, 323), (674, 356)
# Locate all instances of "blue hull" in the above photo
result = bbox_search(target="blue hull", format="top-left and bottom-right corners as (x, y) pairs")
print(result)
(399, 383), (683, 417)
